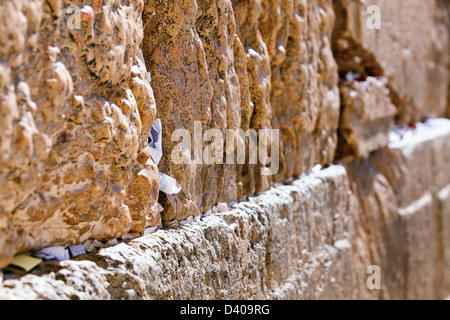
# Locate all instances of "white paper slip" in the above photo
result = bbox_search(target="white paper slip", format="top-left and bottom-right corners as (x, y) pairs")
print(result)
(34, 246), (70, 261)
(159, 173), (182, 195)
(149, 119), (163, 166)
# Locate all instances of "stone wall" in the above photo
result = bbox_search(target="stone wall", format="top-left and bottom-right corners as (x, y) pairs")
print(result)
(344, 124), (450, 299)
(0, 166), (356, 299)
(0, 0), (159, 268)
(1, 124), (449, 299)
(0, 0), (449, 300)
(142, 0), (340, 222)
(333, 0), (450, 124)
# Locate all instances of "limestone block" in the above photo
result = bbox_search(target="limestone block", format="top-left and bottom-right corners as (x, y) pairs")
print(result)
(372, 124), (450, 208)
(333, 0), (450, 123)
(142, 0), (340, 222)
(143, 0), (243, 222)
(337, 77), (396, 158)
(0, 0), (159, 268)
(258, 0), (340, 180)
(344, 158), (406, 300)
(439, 185), (450, 293)
(345, 124), (450, 299)
(429, 125), (450, 192)
(0, 166), (356, 300)
(399, 193), (436, 300)
(372, 136), (432, 209)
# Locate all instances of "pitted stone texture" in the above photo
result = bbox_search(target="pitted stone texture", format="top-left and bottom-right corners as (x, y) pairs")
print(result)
(142, 0), (239, 222)
(337, 77), (396, 158)
(255, 0), (340, 181)
(0, 166), (356, 300)
(0, 0), (159, 268)
(142, 0), (340, 222)
(333, 0), (450, 124)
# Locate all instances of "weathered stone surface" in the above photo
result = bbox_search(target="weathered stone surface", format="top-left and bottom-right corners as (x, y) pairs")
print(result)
(0, 166), (356, 300)
(0, 0), (159, 268)
(344, 124), (450, 300)
(373, 124), (450, 208)
(142, 0), (340, 222)
(2, 124), (450, 299)
(258, 0), (340, 181)
(0, 0), (449, 300)
(399, 193), (436, 300)
(344, 158), (406, 300)
(333, 0), (450, 123)
(439, 185), (450, 293)
(337, 77), (396, 158)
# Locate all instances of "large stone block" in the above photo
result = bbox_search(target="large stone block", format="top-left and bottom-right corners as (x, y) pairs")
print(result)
(439, 185), (450, 293)
(345, 124), (450, 300)
(0, 0), (159, 268)
(337, 77), (396, 158)
(399, 193), (436, 300)
(0, 166), (356, 300)
(344, 158), (406, 300)
(333, 0), (450, 123)
(429, 125), (450, 192)
(258, 0), (340, 181)
(372, 124), (450, 208)
(142, 0), (340, 222)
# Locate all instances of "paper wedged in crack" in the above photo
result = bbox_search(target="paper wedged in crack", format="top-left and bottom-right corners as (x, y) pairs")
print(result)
(0, 0), (159, 268)
(142, 0), (340, 222)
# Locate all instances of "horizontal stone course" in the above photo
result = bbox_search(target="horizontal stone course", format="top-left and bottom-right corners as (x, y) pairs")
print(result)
(0, 166), (356, 300)
(2, 123), (450, 299)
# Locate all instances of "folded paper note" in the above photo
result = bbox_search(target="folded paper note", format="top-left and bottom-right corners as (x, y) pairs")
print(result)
(68, 245), (87, 258)
(159, 173), (182, 195)
(34, 246), (70, 261)
(6, 255), (42, 274)
(149, 119), (163, 166)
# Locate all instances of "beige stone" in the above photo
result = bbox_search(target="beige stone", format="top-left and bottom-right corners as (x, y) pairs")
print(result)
(372, 125), (450, 208)
(439, 185), (450, 293)
(337, 77), (396, 158)
(429, 126), (450, 192)
(399, 193), (436, 300)
(0, 1), (159, 268)
(0, 166), (356, 300)
(258, 0), (340, 180)
(371, 139), (432, 209)
(344, 158), (406, 300)
(0, 0), (449, 299)
(333, 0), (450, 123)
(345, 124), (450, 300)
(142, 0), (340, 222)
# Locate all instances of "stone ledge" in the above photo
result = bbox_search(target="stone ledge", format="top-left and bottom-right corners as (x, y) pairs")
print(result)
(0, 166), (355, 300)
